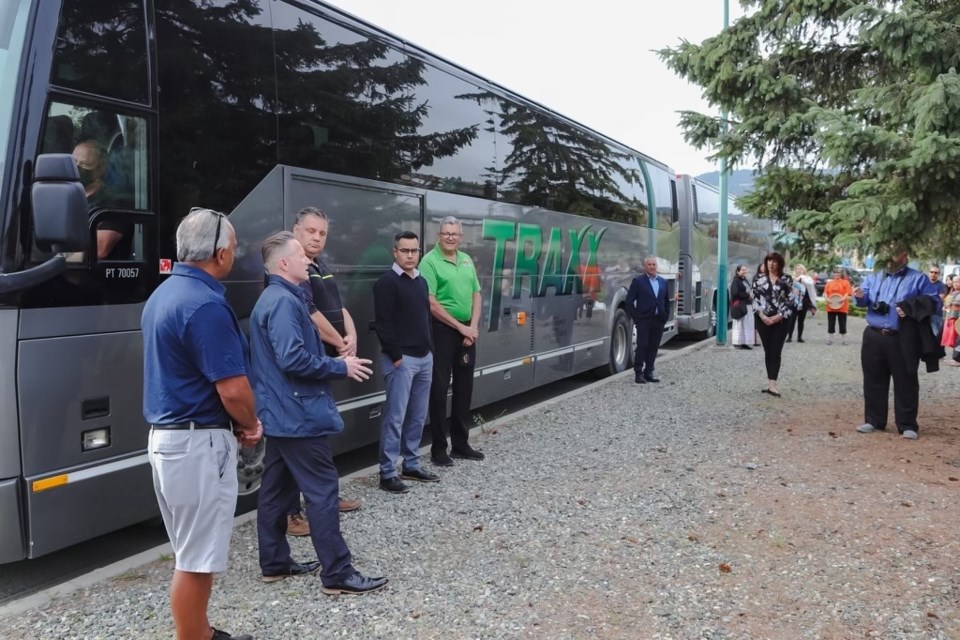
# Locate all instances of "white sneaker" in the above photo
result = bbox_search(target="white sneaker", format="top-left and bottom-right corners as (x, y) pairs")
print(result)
(841, 337), (847, 345)
(902, 430), (918, 440)
(856, 423), (877, 433)
(826, 338), (833, 345)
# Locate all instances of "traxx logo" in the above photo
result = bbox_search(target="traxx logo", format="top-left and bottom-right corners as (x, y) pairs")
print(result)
(482, 219), (606, 332)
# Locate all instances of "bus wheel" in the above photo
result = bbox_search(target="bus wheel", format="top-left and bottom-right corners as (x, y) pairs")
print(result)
(595, 307), (632, 377)
(237, 436), (266, 496)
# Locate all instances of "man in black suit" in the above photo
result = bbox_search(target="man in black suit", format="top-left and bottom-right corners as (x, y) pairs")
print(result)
(626, 256), (669, 384)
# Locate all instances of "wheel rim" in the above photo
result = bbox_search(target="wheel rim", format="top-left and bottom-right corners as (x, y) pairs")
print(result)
(237, 437), (266, 496)
(613, 320), (627, 370)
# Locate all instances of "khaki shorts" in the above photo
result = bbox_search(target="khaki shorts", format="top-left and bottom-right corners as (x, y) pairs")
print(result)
(148, 428), (238, 573)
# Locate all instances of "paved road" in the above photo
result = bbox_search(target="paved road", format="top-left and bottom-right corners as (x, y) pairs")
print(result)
(0, 335), (702, 606)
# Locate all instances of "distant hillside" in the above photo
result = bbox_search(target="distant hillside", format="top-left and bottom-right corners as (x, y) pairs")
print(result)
(696, 170), (757, 197)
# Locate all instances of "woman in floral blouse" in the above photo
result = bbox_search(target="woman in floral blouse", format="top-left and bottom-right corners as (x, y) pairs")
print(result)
(752, 251), (794, 397)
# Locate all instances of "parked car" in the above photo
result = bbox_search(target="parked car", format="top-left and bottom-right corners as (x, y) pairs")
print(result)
(814, 268), (863, 297)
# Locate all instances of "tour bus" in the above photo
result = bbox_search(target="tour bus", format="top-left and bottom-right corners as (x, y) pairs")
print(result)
(0, 0), (733, 563)
(675, 174), (774, 338)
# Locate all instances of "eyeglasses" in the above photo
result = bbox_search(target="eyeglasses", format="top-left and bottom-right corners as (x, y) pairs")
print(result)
(439, 232), (462, 238)
(395, 248), (420, 255)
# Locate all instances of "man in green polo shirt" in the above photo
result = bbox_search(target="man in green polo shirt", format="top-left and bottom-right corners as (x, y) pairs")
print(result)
(420, 215), (485, 466)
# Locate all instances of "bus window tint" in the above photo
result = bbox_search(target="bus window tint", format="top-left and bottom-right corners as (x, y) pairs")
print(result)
(155, 1), (275, 220)
(492, 97), (635, 220)
(650, 165), (676, 231)
(612, 154), (649, 226)
(274, 3), (413, 182)
(51, 0), (148, 104)
(405, 65), (493, 198)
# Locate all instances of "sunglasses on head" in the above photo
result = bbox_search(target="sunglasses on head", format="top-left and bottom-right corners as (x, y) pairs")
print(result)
(190, 207), (226, 257)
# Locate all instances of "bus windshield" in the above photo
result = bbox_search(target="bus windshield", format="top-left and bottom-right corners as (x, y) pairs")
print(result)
(0, 0), (31, 190)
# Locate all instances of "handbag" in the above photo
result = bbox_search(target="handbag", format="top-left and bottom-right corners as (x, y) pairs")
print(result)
(941, 317), (957, 348)
(730, 298), (747, 320)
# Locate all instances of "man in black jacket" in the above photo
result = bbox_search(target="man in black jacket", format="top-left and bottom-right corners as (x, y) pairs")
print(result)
(625, 256), (669, 384)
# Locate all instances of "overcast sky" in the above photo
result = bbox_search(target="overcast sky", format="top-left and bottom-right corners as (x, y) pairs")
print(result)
(326, 0), (747, 176)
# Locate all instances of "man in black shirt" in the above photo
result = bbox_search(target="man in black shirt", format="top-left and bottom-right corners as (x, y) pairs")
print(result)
(373, 231), (439, 493)
(293, 207), (358, 357)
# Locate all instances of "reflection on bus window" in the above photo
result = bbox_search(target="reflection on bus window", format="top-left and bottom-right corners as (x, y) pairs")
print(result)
(39, 102), (148, 260)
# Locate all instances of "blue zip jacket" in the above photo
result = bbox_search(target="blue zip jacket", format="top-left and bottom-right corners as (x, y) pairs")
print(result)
(250, 275), (348, 437)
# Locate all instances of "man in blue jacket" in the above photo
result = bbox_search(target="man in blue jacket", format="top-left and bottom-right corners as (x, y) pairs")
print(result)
(249, 231), (387, 594)
(626, 256), (669, 384)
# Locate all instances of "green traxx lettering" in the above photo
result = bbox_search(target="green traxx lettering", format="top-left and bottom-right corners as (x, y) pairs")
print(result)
(482, 219), (606, 331)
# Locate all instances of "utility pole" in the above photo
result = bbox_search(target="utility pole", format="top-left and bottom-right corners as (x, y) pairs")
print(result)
(715, 0), (730, 345)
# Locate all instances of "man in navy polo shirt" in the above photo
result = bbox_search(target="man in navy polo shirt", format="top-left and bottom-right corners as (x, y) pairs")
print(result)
(142, 208), (262, 640)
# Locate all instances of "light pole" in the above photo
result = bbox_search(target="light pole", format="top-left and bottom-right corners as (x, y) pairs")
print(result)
(715, 0), (730, 345)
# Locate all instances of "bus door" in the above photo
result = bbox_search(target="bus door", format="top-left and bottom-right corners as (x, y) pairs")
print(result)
(17, 100), (158, 559)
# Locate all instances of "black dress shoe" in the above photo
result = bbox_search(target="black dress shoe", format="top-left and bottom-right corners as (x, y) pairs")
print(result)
(261, 560), (322, 583)
(797, 338), (805, 343)
(644, 376), (661, 383)
(401, 467), (440, 483)
(211, 628), (254, 640)
(430, 452), (454, 467)
(379, 476), (410, 493)
(450, 446), (485, 460)
(739, 345), (752, 350)
(634, 373), (646, 384)
(322, 572), (389, 595)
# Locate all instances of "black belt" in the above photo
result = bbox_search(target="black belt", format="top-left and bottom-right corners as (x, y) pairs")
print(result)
(868, 326), (899, 336)
(151, 422), (231, 430)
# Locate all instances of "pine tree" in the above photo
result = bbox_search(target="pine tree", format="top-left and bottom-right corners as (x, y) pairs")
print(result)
(659, 0), (960, 263)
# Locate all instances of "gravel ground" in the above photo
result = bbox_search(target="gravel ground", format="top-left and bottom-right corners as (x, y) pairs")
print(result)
(2, 314), (959, 640)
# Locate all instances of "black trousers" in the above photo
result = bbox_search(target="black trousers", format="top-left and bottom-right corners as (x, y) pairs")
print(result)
(633, 317), (665, 377)
(429, 320), (476, 455)
(861, 327), (919, 432)
(827, 312), (847, 335)
(257, 435), (354, 585)
(787, 308), (808, 339)
(756, 315), (789, 380)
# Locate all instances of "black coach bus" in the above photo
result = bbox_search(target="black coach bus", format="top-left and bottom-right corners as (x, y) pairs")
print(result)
(0, 0), (688, 562)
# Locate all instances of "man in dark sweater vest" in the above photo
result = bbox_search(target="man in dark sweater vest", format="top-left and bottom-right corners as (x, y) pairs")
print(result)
(373, 231), (440, 493)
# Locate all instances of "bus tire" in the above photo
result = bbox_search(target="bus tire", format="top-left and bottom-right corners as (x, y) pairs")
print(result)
(595, 307), (632, 377)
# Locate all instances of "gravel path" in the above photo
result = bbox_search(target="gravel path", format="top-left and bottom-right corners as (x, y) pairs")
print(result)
(2, 314), (958, 639)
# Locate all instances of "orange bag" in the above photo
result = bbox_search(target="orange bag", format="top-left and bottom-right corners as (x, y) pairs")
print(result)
(941, 317), (957, 348)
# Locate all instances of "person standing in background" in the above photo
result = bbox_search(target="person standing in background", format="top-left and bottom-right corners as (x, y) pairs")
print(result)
(786, 264), (817, 343)
(852, 251), (941, 440)
(823, 268), (853, 345)
(752, 252), (794, 397)
(729, 264), (754, 350)
(941, 276), (960, 366)
(626, 256), (669, 383)
(373, 231), (440, 493)
(420, 216), (485, 466)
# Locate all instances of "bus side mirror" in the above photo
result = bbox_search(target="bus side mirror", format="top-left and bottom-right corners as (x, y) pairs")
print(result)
(31, 154), (88, 252)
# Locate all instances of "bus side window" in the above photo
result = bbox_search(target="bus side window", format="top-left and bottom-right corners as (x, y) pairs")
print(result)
(39, 102), (149, 261)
